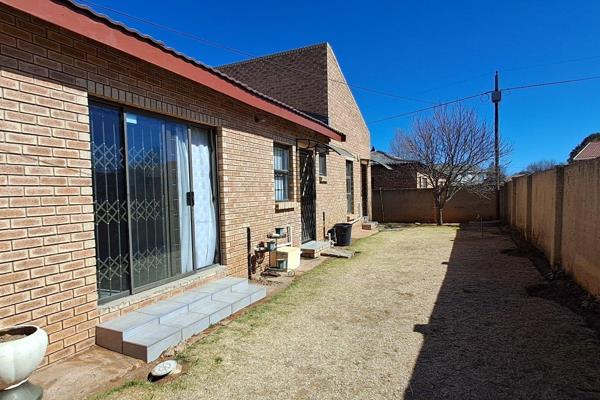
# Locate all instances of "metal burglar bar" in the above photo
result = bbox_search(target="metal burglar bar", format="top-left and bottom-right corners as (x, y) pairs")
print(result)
(274, 145), (290, 201)
(300, 150), (316, 243)
(346, 160), (354, 214)
(90, 103), (131, 301)
(90, 101), (218, 302)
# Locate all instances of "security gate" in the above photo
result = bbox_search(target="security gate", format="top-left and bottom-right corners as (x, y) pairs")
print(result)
(299, 150), (316, 243)
(91, 101), (219, 303)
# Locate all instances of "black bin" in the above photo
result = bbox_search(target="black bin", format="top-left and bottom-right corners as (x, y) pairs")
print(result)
(334, 223), (352, 246)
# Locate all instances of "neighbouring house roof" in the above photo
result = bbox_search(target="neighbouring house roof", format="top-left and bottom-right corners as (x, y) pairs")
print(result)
(573, 141), (600, 161)
(4, 0), (345, 142)
(370, 150), (416, 170)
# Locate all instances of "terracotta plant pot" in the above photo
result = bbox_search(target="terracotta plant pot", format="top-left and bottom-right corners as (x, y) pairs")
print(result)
(0, 325), (48, 391)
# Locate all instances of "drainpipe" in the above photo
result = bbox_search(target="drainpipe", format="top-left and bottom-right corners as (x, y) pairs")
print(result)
(246, 227), (252, 280)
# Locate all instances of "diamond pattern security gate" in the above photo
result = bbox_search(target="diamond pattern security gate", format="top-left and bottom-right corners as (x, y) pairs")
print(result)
(300, 150), (316, 243)
(91, 102), (219, 302)
(91, 104), (131, 300)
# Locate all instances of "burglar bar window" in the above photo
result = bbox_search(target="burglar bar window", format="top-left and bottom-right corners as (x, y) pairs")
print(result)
(346, 160), (354, 213)
(319, 152), (327, 176)
(274, 144), (290, 201)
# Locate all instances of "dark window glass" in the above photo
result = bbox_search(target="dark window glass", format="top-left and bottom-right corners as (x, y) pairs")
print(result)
(126, 112), (171, 289)
(319, 153), (327, 176)
(90, 103), (130, 300)
(91, 104), (219, 300)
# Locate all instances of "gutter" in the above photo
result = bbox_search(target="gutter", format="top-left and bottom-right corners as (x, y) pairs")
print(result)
(2, 0), (345, 142)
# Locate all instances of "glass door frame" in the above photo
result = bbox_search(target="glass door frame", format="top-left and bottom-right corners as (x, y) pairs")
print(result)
(92, 99), (222, 302)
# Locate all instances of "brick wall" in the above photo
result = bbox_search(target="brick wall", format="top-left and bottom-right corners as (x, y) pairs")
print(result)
(503, 159), (600, 296)
(0, 3), (332, 365)
(372, 188), (497, 223)
(221, 43), (373, 231)
(219, 44), (329, 122)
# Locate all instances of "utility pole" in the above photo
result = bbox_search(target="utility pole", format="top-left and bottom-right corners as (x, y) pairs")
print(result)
(492, 71), (502, 220)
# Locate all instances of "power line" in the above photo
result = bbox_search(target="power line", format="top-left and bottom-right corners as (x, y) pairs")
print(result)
(369, 92), (491, 124)
(75, 0), (434, 105)
(503, 73), (600, 92)
(74, 1), (600, 123)
(408, 54), (600, 98)
(370, 72), (600, 124)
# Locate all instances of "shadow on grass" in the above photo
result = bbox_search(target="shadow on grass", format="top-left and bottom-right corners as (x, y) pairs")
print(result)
(405, 224), (600, 399)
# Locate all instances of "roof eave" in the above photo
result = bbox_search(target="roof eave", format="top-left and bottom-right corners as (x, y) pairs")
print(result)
(3, 0), (344, 142)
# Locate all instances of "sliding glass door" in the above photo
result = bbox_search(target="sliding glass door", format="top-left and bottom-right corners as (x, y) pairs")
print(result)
(91, 104), (131, 300)
(126, 113), (171, 288)
(91, 102), (219, 302)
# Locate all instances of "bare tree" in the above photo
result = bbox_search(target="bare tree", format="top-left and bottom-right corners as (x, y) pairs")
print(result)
(522, 159), (561, 174)
(391, 106), (508, 225)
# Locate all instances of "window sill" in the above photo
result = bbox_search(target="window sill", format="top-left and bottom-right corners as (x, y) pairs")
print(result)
(275, 201), (296, 211)
(319, 176), (328, 183)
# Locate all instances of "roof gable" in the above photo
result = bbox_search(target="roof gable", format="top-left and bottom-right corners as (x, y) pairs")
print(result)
(218, 43), (371, 156)
(218, 43), (330, 123)
(574, 141), (600, 160)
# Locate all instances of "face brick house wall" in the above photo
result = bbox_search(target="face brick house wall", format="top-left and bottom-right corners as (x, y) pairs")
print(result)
(0, 2), (344, 366)
(219, 43), (372, 238)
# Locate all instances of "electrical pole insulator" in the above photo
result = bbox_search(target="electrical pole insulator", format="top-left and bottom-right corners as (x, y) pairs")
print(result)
(491, 90), (501, 103)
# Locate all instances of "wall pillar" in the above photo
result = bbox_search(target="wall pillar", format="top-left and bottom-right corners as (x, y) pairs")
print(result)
(511, 180), (517, 228)
(552, 166), (565, 268)
(526, 175), (533, 240)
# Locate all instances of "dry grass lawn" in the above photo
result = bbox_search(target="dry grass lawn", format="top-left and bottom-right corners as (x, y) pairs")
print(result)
(93, 226), (600, 400)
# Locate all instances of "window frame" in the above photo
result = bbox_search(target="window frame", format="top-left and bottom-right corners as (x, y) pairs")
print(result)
(346, 160), (354, 214)
(318, 152), (327, 177)
(90, 98), (222, 304)
(273, 143), (291, 202)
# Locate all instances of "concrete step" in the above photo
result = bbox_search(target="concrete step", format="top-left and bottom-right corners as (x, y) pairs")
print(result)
(233, 283), (267, 303)
(321, 247), (355, 259)
(218, 276), (248, 291)
(96, 277), (266, 362)
(213, 290), (251, 314)
(122, 324), (182, 363)
(190, 299), (231, 324)
(96, 311), (158, 353)
(170, 290), (212, 309)
(193, 281), (233, 297)
(300, 240), (331, 258)
(136, 300), (188, 323)
(362, 221), (378, 230)
(161, 311), (210, 341)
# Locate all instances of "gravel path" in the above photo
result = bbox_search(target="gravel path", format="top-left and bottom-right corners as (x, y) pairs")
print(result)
(97, 226), (600, 400)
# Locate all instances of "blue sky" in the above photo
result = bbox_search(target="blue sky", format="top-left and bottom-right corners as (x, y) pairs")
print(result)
(78, 0), (600, 173)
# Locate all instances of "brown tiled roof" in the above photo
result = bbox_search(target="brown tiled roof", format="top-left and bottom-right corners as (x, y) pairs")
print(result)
(6, 0), (344, 141)
(573, 141), (600, 160)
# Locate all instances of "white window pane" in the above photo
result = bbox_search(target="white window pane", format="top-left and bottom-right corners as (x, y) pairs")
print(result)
(275, 174), (288, 201)
(274, 146), (289, 171)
